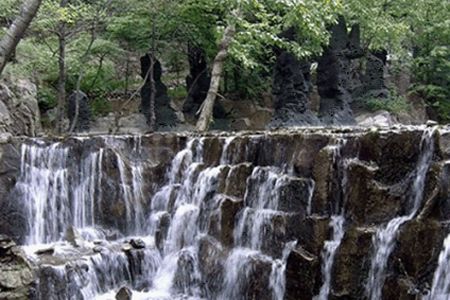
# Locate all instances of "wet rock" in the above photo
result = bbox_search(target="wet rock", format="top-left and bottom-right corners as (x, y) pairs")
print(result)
(130, 238), (145, 249)
(155, 212), (171, 252)
(391, 219), (448, 289)
(344, 159), (404, 225)
(198, 236), (224, 296)
(65, 226), (83, 248)
(218, 195), (243, 247)
(438, 131), (450, 159)
(285, 246), (319, 300)
(223, 163), (253, 198)
(93, 246), (103, 253)
(277, 176), (314, 214)
(0, 235), (36, 299)
(121, 243), (133, 253)
(172, 249), (203, 296)
(331, 226), (375, 299)
(296, 216), (331, 256)
(116, 286), (132, 300)
(35, 247), (55, 256)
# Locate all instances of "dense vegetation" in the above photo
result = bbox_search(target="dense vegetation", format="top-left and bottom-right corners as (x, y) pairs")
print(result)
(0, 0), (449, 131)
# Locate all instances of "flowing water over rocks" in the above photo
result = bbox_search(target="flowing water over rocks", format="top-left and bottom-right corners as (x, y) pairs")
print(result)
(1, 126), (450, 299)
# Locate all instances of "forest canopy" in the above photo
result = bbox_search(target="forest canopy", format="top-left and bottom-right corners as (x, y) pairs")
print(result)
(0, 0), (449, 132)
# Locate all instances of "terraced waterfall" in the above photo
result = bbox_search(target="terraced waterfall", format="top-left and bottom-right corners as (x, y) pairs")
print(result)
(1, 127), (450, 299)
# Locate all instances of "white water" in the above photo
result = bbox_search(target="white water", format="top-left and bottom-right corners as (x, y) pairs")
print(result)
(366, 127), (436, 300)
(428, 233), (450, 299)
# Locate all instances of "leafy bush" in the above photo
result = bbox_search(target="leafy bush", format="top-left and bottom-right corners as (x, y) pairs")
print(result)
(90, 97), (112, 117)
(364, 94), (410, 114)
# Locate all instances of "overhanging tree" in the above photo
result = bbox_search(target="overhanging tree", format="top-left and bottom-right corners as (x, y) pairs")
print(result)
(0, 0), (43, 77)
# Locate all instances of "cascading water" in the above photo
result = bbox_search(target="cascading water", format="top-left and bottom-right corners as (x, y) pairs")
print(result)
(428, 234), (450, 299)
(366, 127), (436, 300)
(315, 138), (348, 300)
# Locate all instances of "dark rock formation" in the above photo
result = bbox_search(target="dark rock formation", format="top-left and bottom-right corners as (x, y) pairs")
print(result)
(140, 53), (178, 130)
(67, 91), (91, 132)
(317, 17), (364, 124)
(363, 49), (389, 99)
(270, 28), (320, 126)
(183, 45), (211, 116)
(285, 246), (319, 300)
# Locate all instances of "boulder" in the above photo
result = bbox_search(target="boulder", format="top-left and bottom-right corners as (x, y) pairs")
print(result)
(116, 286), (132, 300)
(130, 238), (146, 249)
(0, 235), (36, 299)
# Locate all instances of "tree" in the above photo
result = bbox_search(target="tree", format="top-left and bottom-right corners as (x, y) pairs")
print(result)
(193, 0), (342, 131)
(0, 0), (42, 77)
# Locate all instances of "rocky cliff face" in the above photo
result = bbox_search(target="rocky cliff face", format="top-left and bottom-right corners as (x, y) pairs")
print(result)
(0, 77), (41, 137)
(0, 126), (450, 299)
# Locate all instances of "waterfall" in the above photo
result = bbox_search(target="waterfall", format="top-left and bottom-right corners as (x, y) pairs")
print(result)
(316, 215), (345, 300)
(428, 234), (450, 299)
(366, 127), (436, 300)
(315, 139), (348, 300)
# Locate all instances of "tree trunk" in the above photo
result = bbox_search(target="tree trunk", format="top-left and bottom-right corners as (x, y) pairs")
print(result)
(56, 28), (66, 133)
(195, 22), (236, 131)
(0, 0), (43, 76)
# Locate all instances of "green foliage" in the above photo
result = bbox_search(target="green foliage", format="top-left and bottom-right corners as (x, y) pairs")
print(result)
(90, 97), (112, 117)
(364, 93), (410, 114)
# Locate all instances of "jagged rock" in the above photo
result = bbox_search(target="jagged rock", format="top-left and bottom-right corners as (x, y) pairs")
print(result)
(296, 216), (331, 256)
(361, 50), (389, 99)
(285, 246), (319, 300)
(140, 53), (178, 129)
(391, 219), (448, 285)
(270, 28), (320, 127)
(223, 163), (253, 198)
(67, 91), (91, 132)
(116, 286), (132, 300)
(155, 212), (171, 252)
(65, 226), (84, 248)
(317, 17), (363, 125)
(198, 236), (224, 295)
(130, 238), (145, 249)
(344, 159), (404, 225)
(0, 77), (41, 136)
(183, 45), (210, 116)
(332, 226), (375, 299)
(218, 195), (243, 247)
(0, 235), (36, 299)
